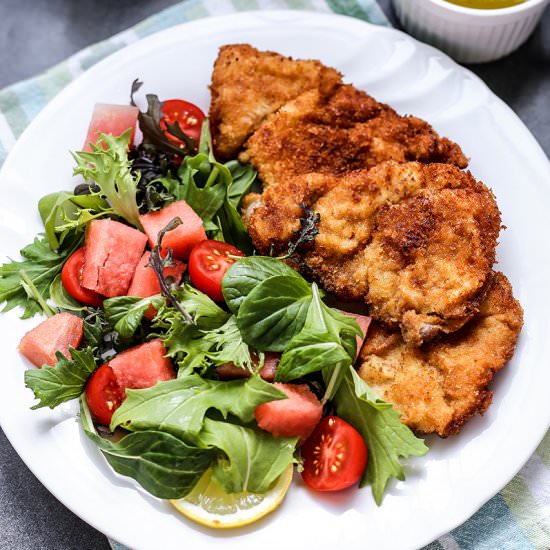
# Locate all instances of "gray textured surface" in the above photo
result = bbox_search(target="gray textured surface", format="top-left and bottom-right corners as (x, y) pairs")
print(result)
(0, 1), (548, 549)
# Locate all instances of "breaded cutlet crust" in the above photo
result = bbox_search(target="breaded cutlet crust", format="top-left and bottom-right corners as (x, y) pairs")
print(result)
(240, 84), (468, 187)
(209, 44), (342, 160)
(358, 272), (523, 437)
(244, 161), (501, 344)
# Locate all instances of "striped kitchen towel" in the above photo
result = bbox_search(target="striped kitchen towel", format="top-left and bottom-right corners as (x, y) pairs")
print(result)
(0, 1), (548, 549)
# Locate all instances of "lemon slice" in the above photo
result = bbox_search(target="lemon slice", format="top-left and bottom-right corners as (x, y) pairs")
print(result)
(170, 465), (293, 529)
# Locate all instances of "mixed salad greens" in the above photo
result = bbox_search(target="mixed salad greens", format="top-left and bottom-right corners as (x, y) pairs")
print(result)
(0, 87), (428, 515)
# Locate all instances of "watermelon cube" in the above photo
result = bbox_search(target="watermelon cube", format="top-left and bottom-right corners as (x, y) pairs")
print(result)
(83, 103), (138, 152)
(258, 352), (280, 382)
(255, 383), (322, 440)
(19, 312), (83, 367)
(81, 219), (147, 297)
(216, 351), (280, 381)
(139, 200), (206, 260)
(341, 311), (371, 358)
(108, 339), (175, 389)
(127, 251), (186, 319)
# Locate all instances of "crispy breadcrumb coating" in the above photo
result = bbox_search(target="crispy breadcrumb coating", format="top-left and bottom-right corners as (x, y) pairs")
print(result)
(240, 84), (468, 187)
(245, 162), (501, 344)
(358, 272), (523, 437)
(209, 44), (341, 160)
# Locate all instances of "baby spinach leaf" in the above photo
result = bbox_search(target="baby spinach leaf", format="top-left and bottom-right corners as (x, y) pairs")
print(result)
(103, 295), (164, 339)
(110, 374), (286, 436)
(24, 347), (97, 409)
(80, 396), (213, 499)
(198, 418), (297, 494)
(222, 256), (302, 314)
(225, 161), (257, 210)
(39, 191), (110, 251)
(276, 284), (361, 389)
(217, 160), (257, 253)
(170, 123), (256, 251)
(236, 275), (313, 352)
(49, 275), (86, 313)
(276, 330), (351, 382)
(331, 366), (428, 505)
(176, 153), (229, 226)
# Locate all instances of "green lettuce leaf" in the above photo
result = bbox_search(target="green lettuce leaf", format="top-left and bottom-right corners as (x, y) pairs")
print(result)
(38, 190), (110, 250)
(216, 160), (256, 252)
(161, 323), (209, 374)
(176, 152), (229, 227)
(49, 274), (86, 313)
(222, 256), (302, 314)
(72, 130), (142, 228)
(331, 366), (429, 505)
(0, 235), (80, 318)
(80, 396), (213, 499)
(103, 294), (164, 338)
(24, 346), (97, 409)
(198, 418), (296, 494)
(200, 316), (254, 369)
(171, 122), (256, 251)
(110, 374), (286, 436)
(236, 275), (313, 351)
(276, 284), (361, 384)
(82, 309), (119, 362)
(276, 330), (351, 382)
(175, 285), (229, 329)
(154, 285), (229, 334)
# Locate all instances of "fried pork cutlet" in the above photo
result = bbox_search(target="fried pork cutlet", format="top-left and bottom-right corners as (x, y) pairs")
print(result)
(209, 44), (342, 160)
(358, 272), (523, 437)
(244, 162), (501, 345)
(240, 84), (468, 188)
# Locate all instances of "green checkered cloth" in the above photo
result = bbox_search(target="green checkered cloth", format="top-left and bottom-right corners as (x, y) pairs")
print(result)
(0, 0), (548, 548)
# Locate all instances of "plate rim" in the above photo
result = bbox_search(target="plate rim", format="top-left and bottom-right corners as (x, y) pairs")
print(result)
(0, 9), (549, 550)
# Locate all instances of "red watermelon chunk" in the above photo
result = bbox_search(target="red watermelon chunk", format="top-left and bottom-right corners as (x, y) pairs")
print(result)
(139, 200), (206, 260)
(83, 103), (138, 152)
(216, 362), (250, 380)
(81, 219), (147, 297)
(19, 312), (83, 367)
(258, 352), (280, 382)
(216, 352), (280, 381)
(255, 383), (322, 440)
(127, 251), (186, 319)
(341, 311), (371, 358)
(108, 339), (175, 390)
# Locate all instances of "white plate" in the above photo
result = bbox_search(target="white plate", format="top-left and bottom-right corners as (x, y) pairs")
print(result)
(0, 10), (549, 550)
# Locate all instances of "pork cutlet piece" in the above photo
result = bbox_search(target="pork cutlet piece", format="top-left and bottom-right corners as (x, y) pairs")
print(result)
(244, 162), (501, 344)
(358, 272), (523, 437)
(209, 44), (342, 160)
(240, 84), (468, 188)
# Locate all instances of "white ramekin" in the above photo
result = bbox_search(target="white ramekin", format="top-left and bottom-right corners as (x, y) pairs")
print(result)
(392, 0), (549, 63)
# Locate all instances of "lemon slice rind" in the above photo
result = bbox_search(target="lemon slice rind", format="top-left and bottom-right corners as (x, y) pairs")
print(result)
(170, 465), (293, 529)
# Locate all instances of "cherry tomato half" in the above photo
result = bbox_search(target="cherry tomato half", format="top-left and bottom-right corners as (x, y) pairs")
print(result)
(61, 248), (105, 307)
(301, 416), (368, 492)
(188, 240), (245, 302)
(161, 99), (205, 145)
(85, 364), (125, 426)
